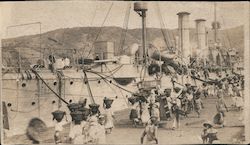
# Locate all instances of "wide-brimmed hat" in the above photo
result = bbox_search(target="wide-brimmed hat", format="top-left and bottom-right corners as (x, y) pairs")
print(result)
(26, 118), (47, 143)
(203, 121), (213, 128)
(103, 97), (114, 106)
(89, 103), (100, 109)
(174, 87), (181, 93)
(89, 103), (100, 114)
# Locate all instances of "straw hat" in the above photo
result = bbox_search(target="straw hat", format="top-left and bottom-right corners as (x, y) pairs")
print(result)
(26, 118), (47, 143)
(203, 121), (213, 128)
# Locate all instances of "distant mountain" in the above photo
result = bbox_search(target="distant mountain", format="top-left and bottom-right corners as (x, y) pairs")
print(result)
(1, 25), (244, 68)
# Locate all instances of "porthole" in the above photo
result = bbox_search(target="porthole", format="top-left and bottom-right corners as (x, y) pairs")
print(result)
(70, 81), (74, 85)
(69, 99), (72, 103)
(22, 83), (26, 87)
(52, 100), (56, 104)
(31, 102), (36, 105)
(53, 82), (57, 86)
(7, 103), (12, 107)
(98, 80), (101, 84)
(109, 80), (112, 83)
(115, 96), (118, 99)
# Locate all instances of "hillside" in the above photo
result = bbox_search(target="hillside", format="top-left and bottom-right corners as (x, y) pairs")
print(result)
(1, 25), (244, 68)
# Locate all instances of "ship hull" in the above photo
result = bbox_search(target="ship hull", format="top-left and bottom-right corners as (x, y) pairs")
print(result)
(2, 62), (166, 136)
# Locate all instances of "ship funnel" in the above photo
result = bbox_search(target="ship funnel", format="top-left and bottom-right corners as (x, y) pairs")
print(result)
(195, 19), (207, 58)
(177, 12), (191, 60)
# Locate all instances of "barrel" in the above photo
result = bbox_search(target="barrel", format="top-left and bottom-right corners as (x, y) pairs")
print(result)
(52, 110), (66, 122)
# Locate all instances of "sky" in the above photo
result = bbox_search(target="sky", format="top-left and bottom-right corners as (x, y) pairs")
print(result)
(0, 1), (247, 38)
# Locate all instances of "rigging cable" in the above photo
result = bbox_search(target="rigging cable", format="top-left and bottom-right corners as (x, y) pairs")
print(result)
(220, 15), (232, 49)
(31, 69), (69, 105)
(119, 3), (132, 55)
(155, 3), (172, 49)
(82, 4), (98, 56)
(86, 70), (134, 94)
(103, 64), (128, 106)
(86, 2), (114, 58)
(82, 71), (95, 104)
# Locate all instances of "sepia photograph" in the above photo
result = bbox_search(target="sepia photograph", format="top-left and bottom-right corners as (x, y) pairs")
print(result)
(0, 0), (249, 144)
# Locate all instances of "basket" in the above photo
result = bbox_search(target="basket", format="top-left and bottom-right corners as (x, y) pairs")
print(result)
(67, 103), (81, 112)
(128, 97), (137, 104)
(104, 98), (114, 106)
(52, 110), (66, 122)
(78, 108), (90, 121)
(174, 87), (181, 93)
(70, 111), (84, 122)
(89, 103), (100, 114)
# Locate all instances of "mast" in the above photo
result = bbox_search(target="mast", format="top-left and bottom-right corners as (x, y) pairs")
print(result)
(134, 2), (148, 65)
(214, 2), (217, 43)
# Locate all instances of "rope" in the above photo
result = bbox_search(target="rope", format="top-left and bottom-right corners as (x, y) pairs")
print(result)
(104, 64), (129, 106)
(86, 2), (114, 58)
(83, 71), (95, 104)
(220, 16), (232, 49)
(119, 3), (131, 54)
(86, 70), (134, 94)
(31, 69), (69, 105)
(82, 4), (98, 55)
(155, 3), (172, 48)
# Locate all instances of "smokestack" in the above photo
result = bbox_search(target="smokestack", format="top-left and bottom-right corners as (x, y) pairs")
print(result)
(195, 19), (206, 58)
(177, 12), (190, 60)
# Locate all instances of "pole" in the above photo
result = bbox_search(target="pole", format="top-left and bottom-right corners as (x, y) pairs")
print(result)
(180, 16), (184, 85)
(142, 10), (147, 65)
(39, 22), (43, 60)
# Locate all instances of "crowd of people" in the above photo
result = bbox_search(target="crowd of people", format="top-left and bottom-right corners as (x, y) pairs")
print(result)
(128, 65), (244, 144)
(25, 65), (244, 144)
(55, 97), (116, 144)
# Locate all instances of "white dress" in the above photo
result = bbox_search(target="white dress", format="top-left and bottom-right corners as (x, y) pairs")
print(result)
(88, 122), (106, 144)
(235, 97), (244, 108)
(104, 108), (114, 129)
(69, 121), (87, 144)
(141, 103), (150, 124)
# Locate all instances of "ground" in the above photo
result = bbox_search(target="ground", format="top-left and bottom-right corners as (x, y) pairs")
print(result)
(3, 92), (245, 144)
